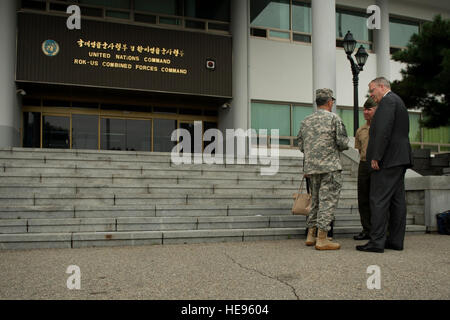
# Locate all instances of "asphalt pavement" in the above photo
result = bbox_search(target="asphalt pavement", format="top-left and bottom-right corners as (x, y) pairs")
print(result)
(0, 233), (449, 300)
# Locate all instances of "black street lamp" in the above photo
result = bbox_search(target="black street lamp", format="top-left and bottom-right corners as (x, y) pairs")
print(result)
(343, 31), (369, 135)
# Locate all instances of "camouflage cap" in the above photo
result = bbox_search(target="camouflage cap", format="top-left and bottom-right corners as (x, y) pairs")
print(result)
(363, 97), (377, 109)
(316, 88), (335, 102)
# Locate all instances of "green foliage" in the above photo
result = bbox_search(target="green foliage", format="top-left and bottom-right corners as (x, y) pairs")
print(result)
(391, 15), (450, 128)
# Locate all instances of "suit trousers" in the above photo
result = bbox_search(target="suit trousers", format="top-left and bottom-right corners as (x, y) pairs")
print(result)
(357, 161), (371, 234)
(369, 166), (407, 249)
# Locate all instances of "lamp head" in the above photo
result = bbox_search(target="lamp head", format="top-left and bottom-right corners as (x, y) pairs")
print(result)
(355, 45), (369, 68)
(343, 31), (356, 55)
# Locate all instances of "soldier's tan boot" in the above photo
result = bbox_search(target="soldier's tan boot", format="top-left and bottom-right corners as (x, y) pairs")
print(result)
(315, 228), (340, 250)
(305, 227), (317, 246)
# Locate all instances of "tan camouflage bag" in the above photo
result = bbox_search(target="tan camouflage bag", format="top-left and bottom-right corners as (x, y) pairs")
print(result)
(291, 177), (311, 215)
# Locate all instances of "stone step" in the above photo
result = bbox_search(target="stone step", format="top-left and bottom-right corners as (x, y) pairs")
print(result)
(0, 193), (359, 207)
(0, 183), (358, 196)
(0, 160), (305, 172)
(0, 147), (422, 251)
(0, 167), (354, 177)
(0, 173), (356, 186)
(0, 204), (360, 219)
(0, 148), (305, 164)
(0, 157), (306, 170)
(0, 224), (426, 250)
(0, 148), (351, 170)
(0, 214), (415, 234)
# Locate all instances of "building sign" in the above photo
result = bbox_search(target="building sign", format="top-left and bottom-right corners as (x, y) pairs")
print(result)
(16, 13), (232, 98)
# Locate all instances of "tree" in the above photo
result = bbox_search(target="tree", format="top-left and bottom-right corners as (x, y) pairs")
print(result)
(391, 15), (450, 128)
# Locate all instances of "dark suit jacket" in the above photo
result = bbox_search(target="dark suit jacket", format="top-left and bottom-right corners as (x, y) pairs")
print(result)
(366, 91), (413, 169)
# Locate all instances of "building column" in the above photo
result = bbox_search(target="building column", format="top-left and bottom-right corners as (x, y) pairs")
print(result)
(374, 0), (390, 79)
(312, 0), (336, 111)
(219, 0), (249, 132)
(0, 0), (20, 148)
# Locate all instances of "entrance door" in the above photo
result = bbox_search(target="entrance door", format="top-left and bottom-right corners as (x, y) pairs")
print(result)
(100, 118), (151, 151)
(42, 115), (70, 149)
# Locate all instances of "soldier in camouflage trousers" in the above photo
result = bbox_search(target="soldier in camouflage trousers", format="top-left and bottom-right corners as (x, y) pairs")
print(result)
(297, 88), (349, 250)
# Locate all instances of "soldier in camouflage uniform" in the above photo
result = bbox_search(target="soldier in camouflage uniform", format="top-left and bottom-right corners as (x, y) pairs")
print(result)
(297, 89), (349, 250)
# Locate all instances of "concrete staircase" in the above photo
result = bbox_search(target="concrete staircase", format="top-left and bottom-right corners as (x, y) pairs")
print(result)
(0, 148), (425, 250)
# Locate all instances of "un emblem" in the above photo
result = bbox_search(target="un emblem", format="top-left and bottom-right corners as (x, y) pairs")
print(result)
(42, 40), (60, 57)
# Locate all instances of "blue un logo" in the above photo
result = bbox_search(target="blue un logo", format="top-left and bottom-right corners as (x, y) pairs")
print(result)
(42, 40), (60, 57)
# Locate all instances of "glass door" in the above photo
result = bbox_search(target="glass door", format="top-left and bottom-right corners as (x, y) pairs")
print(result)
(100, 117), (151, 151)
(42, 115), (70, 149)
(153, 118), (177, 152)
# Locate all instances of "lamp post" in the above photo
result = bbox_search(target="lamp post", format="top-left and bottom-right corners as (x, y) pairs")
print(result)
(343, 31), (369, 135)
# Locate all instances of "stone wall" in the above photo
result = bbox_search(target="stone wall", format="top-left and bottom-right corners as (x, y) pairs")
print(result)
(406, 190), (425, 226)
(405, 176), (450, 232)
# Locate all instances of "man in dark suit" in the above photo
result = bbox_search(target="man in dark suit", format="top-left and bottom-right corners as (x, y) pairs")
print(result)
(356, 77), (413, 253)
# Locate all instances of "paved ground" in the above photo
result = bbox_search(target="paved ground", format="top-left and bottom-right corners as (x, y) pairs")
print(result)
(0, 233), (449, 300)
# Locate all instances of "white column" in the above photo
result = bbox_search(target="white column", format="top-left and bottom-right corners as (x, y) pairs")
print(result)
(312, 0), (336, 111)
(219, 0), (249, 132)
(0, 0), (19, 147)
(374, 0), (390, 79)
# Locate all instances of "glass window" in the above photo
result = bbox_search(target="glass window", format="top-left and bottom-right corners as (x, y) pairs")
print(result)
(72, 114), (99, 150)
(292, 105), (313, 136)
(251, 102), (290, 145)
(23, 112), (41, 148)
(336, 10), (370, 43)
(127, 119), (151, 151)
(185, 20), (205, 29)
(269, 30), (289, 39)
(184, 0), (230, 22)
(423, 126), (450, 144)
(292, 1), (311, 34)
(336, 109), (364, 137)
(21, 0), (46, 10)
(159, 17), (182, 26)
(101, 118), (124, 151)
(250, 0), (290, 31)
(43, 115), (70, 149)
(134, 13), (157, 24)
(409, 113), (421, 143)
(78, 0), (130, 9)
(106, 10), (130, 19)
(100, 118), (151, 151)
(79, 6), (103, 17)
(390, 18), (419, 48)
(134, 0), (182, 15)
(153, 119), (177, 152)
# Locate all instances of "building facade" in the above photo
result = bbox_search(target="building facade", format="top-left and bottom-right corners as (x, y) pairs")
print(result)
(1, 0), (449, 153)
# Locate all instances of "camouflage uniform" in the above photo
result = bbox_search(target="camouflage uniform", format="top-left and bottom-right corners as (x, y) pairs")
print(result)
(297, 89), (349, 231)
